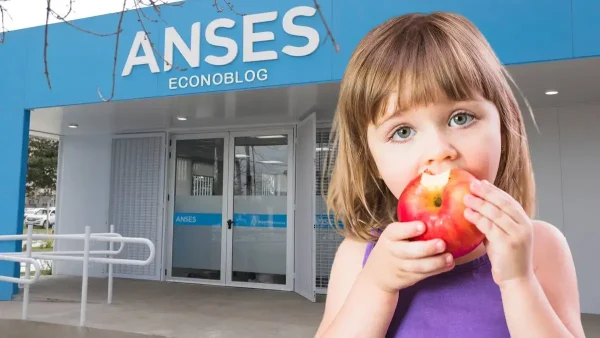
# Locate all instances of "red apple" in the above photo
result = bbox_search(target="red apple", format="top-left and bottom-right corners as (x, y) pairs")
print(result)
(397, 168), (484, 258)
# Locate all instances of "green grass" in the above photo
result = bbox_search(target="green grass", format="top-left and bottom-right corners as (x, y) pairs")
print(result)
(20, 226), (55, 252)
(32, 247), (54, 252)
(22, 226), (54, 235)
(16, 225), (55, 277)
(33, 227), (53, 235)
(20, 268), (53, 277)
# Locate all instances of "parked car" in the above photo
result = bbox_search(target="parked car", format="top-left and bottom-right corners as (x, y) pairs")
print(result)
(25, 207), (56, 228)
(24, 208), (40, 220)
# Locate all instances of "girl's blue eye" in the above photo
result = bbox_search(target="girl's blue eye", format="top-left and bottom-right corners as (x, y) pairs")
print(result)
(449, 112), (474, 127)
(392, 126), (415, 141)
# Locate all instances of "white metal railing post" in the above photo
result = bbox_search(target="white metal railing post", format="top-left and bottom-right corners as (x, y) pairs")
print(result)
(107, 224), (114, 305)
(22, 222), (34, 320)
(0, 228), (155, 327)
(80, 226), (91, 327)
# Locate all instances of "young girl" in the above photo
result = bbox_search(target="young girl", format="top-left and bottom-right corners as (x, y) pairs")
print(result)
(315, 12), (586, 338)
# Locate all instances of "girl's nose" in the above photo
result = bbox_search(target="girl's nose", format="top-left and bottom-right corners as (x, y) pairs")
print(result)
(423, 133), (458, 170)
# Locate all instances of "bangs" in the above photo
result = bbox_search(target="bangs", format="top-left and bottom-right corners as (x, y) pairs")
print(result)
(366, 14), (503, 124)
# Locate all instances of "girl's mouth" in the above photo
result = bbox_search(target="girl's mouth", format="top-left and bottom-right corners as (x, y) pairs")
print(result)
(421, 167), (451, 176)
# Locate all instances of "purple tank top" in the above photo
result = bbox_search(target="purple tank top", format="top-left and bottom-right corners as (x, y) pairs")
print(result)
(363, 240), (510, 337)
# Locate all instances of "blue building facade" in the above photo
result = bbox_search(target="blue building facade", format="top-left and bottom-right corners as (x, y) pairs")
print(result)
(1, 0), (599, 301)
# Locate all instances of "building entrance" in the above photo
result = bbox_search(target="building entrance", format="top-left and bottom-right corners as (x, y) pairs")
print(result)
(166, 129), (295, 291)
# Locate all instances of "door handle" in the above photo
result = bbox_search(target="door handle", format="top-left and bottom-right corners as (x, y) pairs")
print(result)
(227, 219), (234, 229)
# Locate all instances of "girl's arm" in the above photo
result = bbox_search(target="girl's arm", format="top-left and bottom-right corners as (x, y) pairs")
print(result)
(500, 221), (586, 338)
(314, 237), (398, 337)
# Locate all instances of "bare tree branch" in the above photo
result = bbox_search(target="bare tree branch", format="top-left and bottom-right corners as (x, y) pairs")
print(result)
(49, 9), (120, 37)
(211, 0), (244, 16)
(97, 0), (128, 102)
(42, 0), (121, 90)
(61, 0), (75, 18)
(134, 0), (169, 25)
(132, 1), (186, 72)
(133, 0), (184, 25)
(0, 0), (10, 43)
(0, 6), (6, 43)
(100, 0), (186, 101)
(213, 0), (224, 13)
(44, 0), (52, 89)
(136, 0), (161, 23)
(222, 0), (245, 16)
(313, 0), (339, 52)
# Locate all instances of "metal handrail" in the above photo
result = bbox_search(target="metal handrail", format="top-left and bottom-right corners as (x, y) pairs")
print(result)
(0, 224), (155, 327)
(0, 232), (125, 258)
(0, 256), (41, 285)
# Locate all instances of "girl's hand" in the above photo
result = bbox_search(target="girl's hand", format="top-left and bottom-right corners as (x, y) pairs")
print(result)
(362, 221), (455, 295)
(463, 179), (534, 287)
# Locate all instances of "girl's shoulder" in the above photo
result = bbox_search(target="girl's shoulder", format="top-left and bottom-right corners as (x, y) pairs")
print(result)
(336, 236), (370, 264)
(327, 236), (370, 295)
(316, 236), (369, 335)
(531, 220), (570, 272)
(328, 236), (370, 289)
(530, 220), (585, 337)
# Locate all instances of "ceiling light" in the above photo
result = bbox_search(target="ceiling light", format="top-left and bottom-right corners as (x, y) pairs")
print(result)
(545, 90), (558, 95)
(256, 135), (285, 139)
(68, 124), (78, 129)
(177, 116), (187, 121)
(258, 160), (283, 164)
(316, 147), (329, 151)
(235, 154), (250, 158)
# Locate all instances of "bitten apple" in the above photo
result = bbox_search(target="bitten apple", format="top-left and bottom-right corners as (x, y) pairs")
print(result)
(397, 168), (485, 258)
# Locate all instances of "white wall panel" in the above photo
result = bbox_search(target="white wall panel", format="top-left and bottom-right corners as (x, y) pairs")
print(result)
(558, 104), (600, 314)
(525, 107), (564, 231)
(54, 135), (112, 277)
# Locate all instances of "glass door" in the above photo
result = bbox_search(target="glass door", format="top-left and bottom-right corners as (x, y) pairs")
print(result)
(168, 134), (229, 284)
(167, 129), (294, 291)
(225, 130), (294, 291)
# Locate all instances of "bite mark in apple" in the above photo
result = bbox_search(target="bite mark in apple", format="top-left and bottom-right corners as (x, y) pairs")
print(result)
(397, 168), (485, 258)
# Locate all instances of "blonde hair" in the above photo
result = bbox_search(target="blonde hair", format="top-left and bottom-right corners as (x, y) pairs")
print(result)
(325, 12), (536, 241)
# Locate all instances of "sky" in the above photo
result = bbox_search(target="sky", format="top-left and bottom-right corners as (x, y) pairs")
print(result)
(1, 0), (181, 31)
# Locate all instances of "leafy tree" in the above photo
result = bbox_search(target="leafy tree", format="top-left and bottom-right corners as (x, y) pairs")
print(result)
(26, 137), (59, 198)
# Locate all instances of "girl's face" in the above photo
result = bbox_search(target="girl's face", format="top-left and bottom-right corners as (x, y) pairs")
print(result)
(367, 93), (502, 198)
